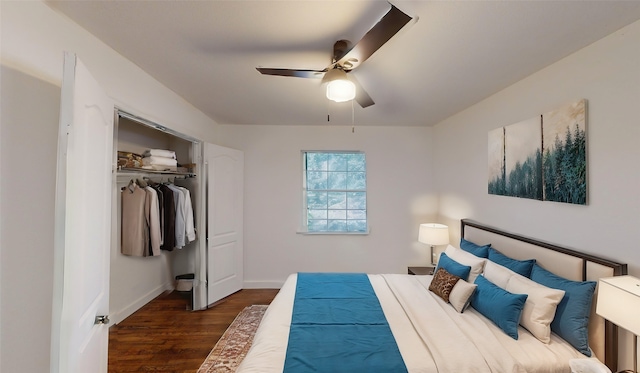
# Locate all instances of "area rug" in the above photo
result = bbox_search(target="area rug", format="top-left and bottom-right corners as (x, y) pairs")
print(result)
(197, 305), (268, 373)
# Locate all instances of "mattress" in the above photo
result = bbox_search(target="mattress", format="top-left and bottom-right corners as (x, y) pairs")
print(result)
(237, 273), (598, 373)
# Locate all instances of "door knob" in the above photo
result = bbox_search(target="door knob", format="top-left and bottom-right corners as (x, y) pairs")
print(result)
(94, 315), (110, 325)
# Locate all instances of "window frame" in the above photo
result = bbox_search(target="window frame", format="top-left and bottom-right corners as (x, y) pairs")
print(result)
(298, 150), (369, 235)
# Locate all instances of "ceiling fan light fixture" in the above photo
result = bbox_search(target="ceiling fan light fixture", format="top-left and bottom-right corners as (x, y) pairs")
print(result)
(326, 79), (356, 103)
(323, 69), (356, 103)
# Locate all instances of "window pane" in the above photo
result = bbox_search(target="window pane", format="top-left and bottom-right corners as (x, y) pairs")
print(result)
(308, 220), (328, 232)
(328, 154), (348, 171)
(347, 192), (366, 209)
(328, 209), (346, 220)
(327, 192), (346, 209)
(347, 172), (366, 190)
(304, 151), (366, 233)
(328, 220), (347, 231)
(348, 153), (366, 171)
(347, 220), (367, 232)
(347, 210), (366, 220)
(307, 191), (327, 209)
(328, 172), (347, 190)
(306, 153), (327, 171)
(308, 209), (327, 219)
(307, 171), (327, 190)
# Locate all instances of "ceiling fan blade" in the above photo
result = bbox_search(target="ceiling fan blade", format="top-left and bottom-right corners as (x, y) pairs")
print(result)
(256, 67), (326, 79)
(337, 4), (412, 71)
(350, 74), (375, 108)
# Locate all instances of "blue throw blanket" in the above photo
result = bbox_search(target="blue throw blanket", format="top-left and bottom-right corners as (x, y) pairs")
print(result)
(283, 273), (408, 373)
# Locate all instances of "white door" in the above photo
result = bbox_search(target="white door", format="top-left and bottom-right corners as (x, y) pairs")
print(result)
(205, 143), (244, 305)
(51, 52), (114, 373)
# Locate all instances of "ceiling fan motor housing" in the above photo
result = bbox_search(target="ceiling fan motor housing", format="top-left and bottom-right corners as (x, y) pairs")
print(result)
(333, 40), (352, 65)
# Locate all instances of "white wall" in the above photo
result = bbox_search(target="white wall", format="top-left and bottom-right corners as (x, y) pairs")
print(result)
(432, 19), (640, 372)
(218, 125), (437, 287)
(1, 65), (60, 373)
(0, 2), (219, 372)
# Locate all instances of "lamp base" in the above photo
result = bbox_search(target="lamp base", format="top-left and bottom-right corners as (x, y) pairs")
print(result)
(430, 245), (436, 266)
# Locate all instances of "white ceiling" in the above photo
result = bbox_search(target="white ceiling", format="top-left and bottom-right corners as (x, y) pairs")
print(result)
(47, 0), (640, 127)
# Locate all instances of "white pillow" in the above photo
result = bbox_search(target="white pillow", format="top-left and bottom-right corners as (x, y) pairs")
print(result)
(483, 260), (517, 289)
(444, 245), (486, 283)
(449, 280), (477, 313)
(506, 273), (566, 343)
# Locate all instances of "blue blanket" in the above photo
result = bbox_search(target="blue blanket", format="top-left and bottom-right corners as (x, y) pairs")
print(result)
(283, 273), (408, 373)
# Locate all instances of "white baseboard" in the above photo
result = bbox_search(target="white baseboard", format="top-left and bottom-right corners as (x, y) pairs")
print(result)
(110, 281), (174, 325)
(243, 280), (284, 289)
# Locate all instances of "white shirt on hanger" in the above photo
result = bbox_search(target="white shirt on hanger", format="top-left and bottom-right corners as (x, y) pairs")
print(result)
(178, 186), (196, 243)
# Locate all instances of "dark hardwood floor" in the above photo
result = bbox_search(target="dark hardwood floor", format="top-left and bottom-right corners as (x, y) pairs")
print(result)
(108, 289), (279, 373)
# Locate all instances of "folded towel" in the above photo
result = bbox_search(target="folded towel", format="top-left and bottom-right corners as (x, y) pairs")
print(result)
(142, 156), (178, 167)
(142, 149), (176, 159)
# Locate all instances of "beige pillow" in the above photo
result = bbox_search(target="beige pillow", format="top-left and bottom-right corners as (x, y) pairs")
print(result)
(429, 268), (461, 303)
(506, 273), (566, 343)
(444, 245), (486, 283)
(449, 280), (478, 313)
(483, 260), (517, 289)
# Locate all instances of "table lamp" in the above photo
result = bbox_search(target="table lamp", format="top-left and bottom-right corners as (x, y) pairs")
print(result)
(418, 223), (449, 266)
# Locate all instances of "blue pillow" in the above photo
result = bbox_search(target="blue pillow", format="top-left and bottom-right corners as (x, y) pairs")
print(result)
(460, 238), (490, 258)
(471, 275), (528, 340)
(488, 248), (536, 277)
(436, 253), (472, 281)
(530, 264), (596, 356)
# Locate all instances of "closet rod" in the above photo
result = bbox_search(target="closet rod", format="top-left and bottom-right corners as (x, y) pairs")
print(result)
(116, 172), (194, 184)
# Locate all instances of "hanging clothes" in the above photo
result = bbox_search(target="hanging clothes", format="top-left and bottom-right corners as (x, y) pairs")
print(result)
(121, 181), (149, 257)
(144, 186), (162, 256)
(150, 182), (165, 245)
(166, 183), (186, 249)
(121, 177), (196, 255)
(158, 183), (176, 251)
(179, 186), (197, 243)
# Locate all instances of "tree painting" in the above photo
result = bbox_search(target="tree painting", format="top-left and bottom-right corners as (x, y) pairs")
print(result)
(542, 99), (586, 204)
(488, 99), (587, 205)
(488, 127), (506, 195)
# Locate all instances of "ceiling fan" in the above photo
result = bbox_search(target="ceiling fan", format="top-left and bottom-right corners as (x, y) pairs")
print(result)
(256, 3), (413, 108)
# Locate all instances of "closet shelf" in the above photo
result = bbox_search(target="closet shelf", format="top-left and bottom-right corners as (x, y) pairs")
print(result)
(117, 167), (196, 177)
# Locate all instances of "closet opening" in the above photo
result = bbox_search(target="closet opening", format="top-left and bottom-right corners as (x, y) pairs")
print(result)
(110, 109), (205, 325)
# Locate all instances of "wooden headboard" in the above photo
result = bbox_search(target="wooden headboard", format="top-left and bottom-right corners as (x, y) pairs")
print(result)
(461, 219), (627, 371)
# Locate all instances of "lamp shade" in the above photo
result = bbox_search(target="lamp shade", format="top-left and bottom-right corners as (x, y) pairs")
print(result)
(596, 275), (640, 336)
(322, 68), (356, 102)
(418, 223), (449, 246)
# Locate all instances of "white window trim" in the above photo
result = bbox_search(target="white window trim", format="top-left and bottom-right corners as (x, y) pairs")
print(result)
(297, 150), (369, 235)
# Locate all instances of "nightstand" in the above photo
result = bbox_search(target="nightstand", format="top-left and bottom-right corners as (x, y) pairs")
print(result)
(408, 266), (435, 275)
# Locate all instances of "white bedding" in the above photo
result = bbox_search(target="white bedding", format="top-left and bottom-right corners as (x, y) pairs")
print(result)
(237, 274), (596, 373)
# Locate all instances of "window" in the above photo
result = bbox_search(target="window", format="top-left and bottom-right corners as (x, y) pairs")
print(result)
(302, 151), (367, 233)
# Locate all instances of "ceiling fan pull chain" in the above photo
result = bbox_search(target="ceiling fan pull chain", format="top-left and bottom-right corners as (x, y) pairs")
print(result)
(352, 99), (355, 133)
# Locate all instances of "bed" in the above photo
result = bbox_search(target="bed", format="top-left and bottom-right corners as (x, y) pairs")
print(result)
(237, 219), (627, 373)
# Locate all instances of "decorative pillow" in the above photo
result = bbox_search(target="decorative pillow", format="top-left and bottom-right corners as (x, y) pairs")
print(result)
(460, 238), (491, 258)
(506, 273), (565, 343)
(487, 248), (536, 277)
(444, 245), (487, 283)
(449, 280), (478, 313)
(530, 264), (596, 356)
(471, 275), (528, 340)
(429, 268), (461, 303)
(483, 260), (517, 289)
(436, 253), (472, 280)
